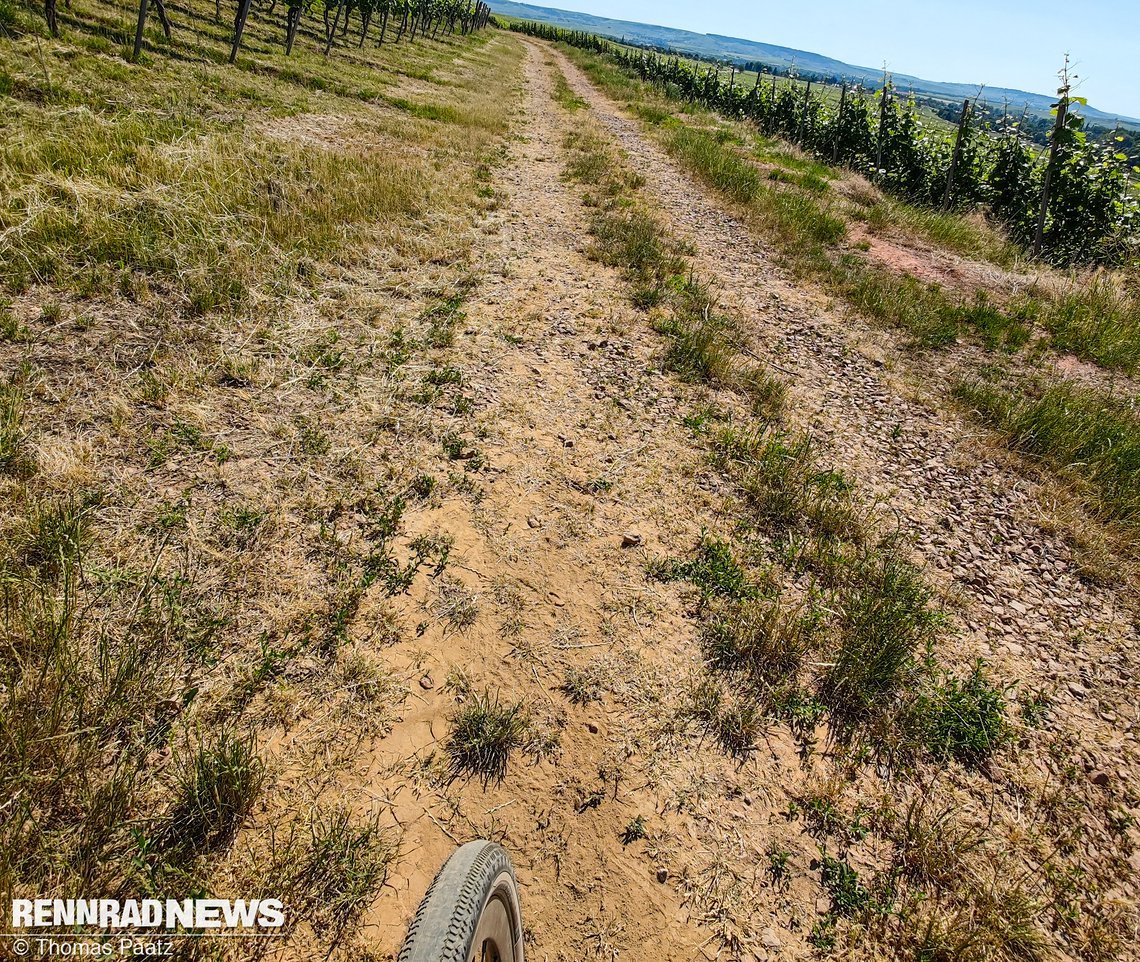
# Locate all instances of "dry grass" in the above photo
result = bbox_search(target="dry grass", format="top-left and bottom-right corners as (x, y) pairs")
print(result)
(0, 1), (522, 953)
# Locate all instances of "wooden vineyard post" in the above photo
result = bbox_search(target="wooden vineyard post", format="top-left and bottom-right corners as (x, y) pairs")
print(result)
(324, 0), (346, 55)
(229, 0), (253, 62)
(153, 0), (171, 39)
(1033, 88), (1069, 257)
(797, 80), (812, 143)
(875, 78), (890, 175)
(942, 98), (971, 211)
(45, 0), (58, 35)
(832, 84), (847, 163)
(131, 0), (149, 60)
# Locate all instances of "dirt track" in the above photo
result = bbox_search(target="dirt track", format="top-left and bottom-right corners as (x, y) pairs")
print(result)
(358, 40), (1139, 960)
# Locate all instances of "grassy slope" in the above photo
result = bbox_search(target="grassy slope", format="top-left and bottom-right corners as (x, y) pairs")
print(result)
(1, 1), (521, 954)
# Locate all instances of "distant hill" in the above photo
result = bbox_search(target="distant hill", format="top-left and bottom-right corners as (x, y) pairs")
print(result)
(490, 0), (1140, 130)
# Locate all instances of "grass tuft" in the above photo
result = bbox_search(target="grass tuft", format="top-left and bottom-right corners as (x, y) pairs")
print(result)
(820, 547), (941, 734)
(446, 690), (529, 786)
(917, 661), (1009, 767)
(165, 731), (265, 854)
(650, 534), (756, 601)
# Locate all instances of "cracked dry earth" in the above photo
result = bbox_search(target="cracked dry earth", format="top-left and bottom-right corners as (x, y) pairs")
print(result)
(355, 41), (1139, 960)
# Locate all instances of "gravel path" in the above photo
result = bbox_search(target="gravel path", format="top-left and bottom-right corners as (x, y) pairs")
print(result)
(368, 41), (1139, 960)
(548, 44), (1140, 789)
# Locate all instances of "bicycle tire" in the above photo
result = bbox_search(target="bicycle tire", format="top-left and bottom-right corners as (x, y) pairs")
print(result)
(397, 840), (525, 962)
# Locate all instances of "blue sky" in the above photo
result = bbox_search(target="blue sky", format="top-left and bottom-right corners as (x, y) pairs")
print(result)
(540, 0), (1140, 119)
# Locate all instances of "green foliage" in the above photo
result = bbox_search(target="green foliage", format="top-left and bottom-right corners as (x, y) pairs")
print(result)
(446, 691), (529, 786)
(918, 661), (1009, 767)
(820, 854), (869, 915)
(513, 20), (1140, 268)
(620, 815), (648, 844)
(650, 534), (756, 601)
(820, 547), (941, 730)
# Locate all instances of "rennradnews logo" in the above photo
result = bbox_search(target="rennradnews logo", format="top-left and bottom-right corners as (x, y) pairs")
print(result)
(8, 898), (285, 934)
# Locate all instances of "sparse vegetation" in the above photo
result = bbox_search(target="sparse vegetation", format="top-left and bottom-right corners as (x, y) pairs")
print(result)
(0, 3), (519, 952)
(956, 379), (1140, 530)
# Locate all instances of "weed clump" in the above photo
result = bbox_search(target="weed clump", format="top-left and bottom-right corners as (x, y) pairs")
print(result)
(650, 534), (755, 601)
(820, 854), (869, 915)
(917, 661), (1009, 767)
(165, 731), (265, 854)
(446, 691), (529, 786)
(701, 592), (819, 687)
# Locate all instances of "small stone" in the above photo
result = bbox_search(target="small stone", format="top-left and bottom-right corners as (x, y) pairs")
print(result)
(761, 928), (782, 950)
(527, 516), (540, 528)
(419, 675), (434, 691)
(1092, 771), (1111, 787)
(621, 532), (643, 548)
(585, 721), (599, 734)
(656, 867), (668, 884)
(815, 897), (831, 915)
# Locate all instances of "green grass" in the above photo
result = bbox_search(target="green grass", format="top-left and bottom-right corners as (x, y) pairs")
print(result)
(663, 126), (763, 205)
(650, 534), (756, 602)
(955, 379), (1140, 529)
(857, 196), (1021, 267)
(717, 427), (866, 545)
(0, 381), (35, 478)
(916, 661), (1010, 767)
(820, 547), (942, 736)
(589, 206), (685, 307)
(288, 807), (394, 936)
(562, 109), (788, 412)
(551, 66), (587, 111)
(164, 730), (265, 854)
(695, 423), (951, 754)
(446, 690), (530, 785)
(701, 592), (820, 687)
(833, 262), (1032, 351)
(1034, 280), (1140, 373)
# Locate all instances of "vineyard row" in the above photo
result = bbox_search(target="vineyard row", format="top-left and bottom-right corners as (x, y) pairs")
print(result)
(35, 0), (492, 65)
(512, 20), (1139, 267)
